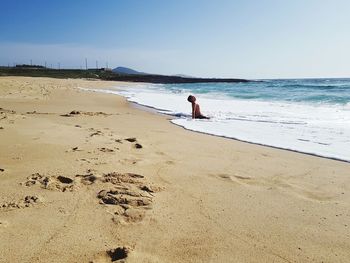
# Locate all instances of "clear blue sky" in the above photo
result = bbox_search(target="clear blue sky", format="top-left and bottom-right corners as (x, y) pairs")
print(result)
(1, 0), (349, 78)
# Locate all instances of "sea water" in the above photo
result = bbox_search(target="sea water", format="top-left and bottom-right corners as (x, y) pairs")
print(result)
(89, 78), (350, 162)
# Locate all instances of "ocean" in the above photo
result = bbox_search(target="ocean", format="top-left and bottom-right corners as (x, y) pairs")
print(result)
(88, 78), (350, 162)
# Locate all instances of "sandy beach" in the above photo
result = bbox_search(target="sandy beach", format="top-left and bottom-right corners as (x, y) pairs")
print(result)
(0, 76), (349, 263)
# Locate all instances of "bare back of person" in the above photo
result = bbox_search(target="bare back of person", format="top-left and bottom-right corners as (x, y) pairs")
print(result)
(187, 95), (209, 119)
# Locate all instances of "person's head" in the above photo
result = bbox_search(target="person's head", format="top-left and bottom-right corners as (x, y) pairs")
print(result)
(187, 95), (196, 103)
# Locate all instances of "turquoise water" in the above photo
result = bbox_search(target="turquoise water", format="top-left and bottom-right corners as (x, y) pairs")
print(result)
(164, 78), (350, 105)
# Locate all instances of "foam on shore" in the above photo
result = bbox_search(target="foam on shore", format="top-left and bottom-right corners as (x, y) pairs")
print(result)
(83, 83), (350, 162)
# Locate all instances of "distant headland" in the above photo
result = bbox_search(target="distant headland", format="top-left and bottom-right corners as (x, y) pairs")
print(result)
(0, 65), (250, 84)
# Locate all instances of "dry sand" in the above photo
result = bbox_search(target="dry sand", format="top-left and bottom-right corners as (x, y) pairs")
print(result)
(0, 76), (349, 263)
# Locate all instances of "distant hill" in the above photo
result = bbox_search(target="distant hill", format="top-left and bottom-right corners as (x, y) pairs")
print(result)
(112, 66), (148, 75)
(173, 74), (194, 78)
(113, 66), (195, 78)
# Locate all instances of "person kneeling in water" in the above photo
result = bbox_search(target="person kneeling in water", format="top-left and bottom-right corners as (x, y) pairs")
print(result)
(187, 95), (209, 119)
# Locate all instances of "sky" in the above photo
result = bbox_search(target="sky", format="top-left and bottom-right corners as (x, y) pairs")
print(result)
(0, 0), (349, 79)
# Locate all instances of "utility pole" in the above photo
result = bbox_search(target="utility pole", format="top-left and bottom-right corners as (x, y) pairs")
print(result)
(85, 58), (88, 70)
(106, 62), (108, 69)
(96, 60), (98, 69)
(45, 61), (47, 68)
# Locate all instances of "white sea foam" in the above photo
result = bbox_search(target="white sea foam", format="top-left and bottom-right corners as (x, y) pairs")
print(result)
(83, 84), (350, 162)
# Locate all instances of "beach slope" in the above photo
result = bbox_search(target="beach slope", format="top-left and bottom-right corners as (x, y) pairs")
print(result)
(0, 77), (349, 263)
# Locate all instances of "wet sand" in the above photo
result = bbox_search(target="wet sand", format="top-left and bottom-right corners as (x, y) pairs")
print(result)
(0, 76), (349, 263)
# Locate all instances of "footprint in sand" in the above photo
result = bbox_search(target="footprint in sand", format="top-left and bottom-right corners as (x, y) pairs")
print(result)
(253, 175), (338, 202)
(216, 173), (336, 202)
(75, 173), (98, 185)
(1, 195), (42, 210)
(23, 173), (76, 192)
(125, 138), (137, 143)
(134, 143), (143, 149)
(97, 172), (158, 224)
(98, 147), (115, 153)
(90, 130), (103, 137)
(124, 138), (143, 149)
(107, 247), (130, 262)
(21, 170), (160, 225)
(91, 246), (131, 263)
(272, 180), (336, 202)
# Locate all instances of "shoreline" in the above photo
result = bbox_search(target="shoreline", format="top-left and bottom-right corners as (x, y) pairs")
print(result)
(1, 76), (350, 263)
(133, 100), (350, 164)
(83, 87), (350, 164)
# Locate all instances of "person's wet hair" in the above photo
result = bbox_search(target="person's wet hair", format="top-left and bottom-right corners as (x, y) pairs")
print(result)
(187, 95), (194, 102)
